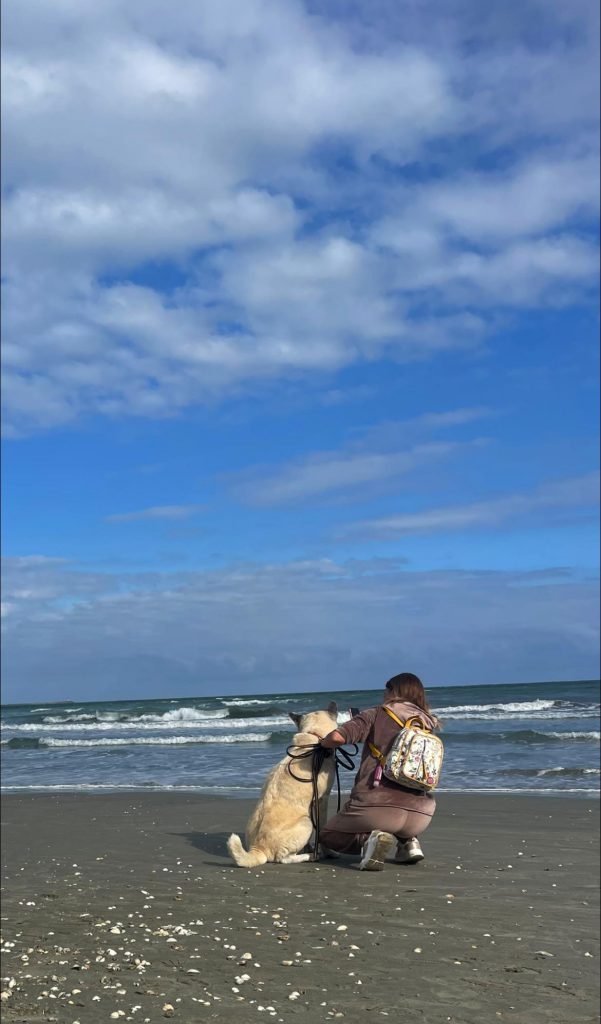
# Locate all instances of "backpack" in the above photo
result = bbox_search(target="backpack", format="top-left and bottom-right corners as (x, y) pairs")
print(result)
(368, 705), (444, 793)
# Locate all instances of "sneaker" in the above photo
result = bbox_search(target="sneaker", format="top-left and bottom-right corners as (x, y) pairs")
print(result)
(358, 830), (395, 871)
(395, 837), (425, 864)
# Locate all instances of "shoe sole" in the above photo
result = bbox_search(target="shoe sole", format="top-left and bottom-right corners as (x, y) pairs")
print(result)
(358, 832), (395, 871)
(395, 852), (425, 864)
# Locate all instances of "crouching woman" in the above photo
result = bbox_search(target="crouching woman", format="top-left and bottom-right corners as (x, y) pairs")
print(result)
(320, 672), (440, 871)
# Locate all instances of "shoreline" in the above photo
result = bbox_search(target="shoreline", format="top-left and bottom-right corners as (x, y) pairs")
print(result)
(2, 785), (599, 797)
(1, 792), (599, 1023)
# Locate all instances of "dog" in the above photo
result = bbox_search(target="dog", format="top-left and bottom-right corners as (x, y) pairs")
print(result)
(227, 702), (338, 866)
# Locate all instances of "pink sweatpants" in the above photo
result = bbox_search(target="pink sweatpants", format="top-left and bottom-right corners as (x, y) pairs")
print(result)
(320, 805), (433, 855)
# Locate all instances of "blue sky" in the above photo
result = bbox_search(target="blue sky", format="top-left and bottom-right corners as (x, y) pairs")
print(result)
(1, 0), (599, 702)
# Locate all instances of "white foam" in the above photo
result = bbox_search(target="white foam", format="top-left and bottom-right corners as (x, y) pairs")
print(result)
(436, 698), (600, 721)
(1, 784), (598, 796)
(42, 733), (272, 747)
(0, 783), (257, 792)
(137, 707), (229, 723)
(440, 709), (599, 721)
(546, 731), (600, 741)
(41, 707), (230, 726)
(43, 713), (114, 723)
(437, 699), (558, 714)
(223, 699), (274, 707)
(2, 716), (286, 733)
(436, 787), (600, 796)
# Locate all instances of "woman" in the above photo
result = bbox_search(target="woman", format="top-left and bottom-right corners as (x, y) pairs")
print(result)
(319, 672), (440, 871)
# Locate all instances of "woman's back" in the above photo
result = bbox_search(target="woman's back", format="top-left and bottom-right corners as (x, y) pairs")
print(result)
(336, 700), (438, 815)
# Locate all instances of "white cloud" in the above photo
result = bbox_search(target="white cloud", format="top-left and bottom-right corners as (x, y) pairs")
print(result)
(350, 471), (600, 538)
(374, 155), (600, 255)
(1, 553), (598, 700)
(408, 407), (493, 431)
(3, 187), (300, 270)
(227, 408), (492, 504)
(397, 235), (599, 307)
(2, 0), (599, 435)
(105, 505), (205, 523)
(420, 155), (600, 242)
(230, 442), (467, 506)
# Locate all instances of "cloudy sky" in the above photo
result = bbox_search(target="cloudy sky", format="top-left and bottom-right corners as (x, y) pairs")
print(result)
(2, 0), (599, 702)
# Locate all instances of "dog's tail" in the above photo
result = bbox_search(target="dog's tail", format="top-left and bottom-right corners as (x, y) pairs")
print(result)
(227, 833), (269, 867)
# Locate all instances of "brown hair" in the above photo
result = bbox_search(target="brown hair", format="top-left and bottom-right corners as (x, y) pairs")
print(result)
(383, 672), (439, 725)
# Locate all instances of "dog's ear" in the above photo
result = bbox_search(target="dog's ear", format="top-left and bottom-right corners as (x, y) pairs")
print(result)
(326, 701), (338, 718)
(289, 711), (303, 728)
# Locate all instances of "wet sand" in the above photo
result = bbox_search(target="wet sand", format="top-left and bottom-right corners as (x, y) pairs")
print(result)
(1, 793), (599, 1023)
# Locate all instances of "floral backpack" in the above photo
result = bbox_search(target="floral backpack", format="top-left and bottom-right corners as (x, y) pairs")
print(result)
(368, 705), (444, 792)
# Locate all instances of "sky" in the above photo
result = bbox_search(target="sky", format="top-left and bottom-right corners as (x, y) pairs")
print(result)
(1, 0), (599, 703)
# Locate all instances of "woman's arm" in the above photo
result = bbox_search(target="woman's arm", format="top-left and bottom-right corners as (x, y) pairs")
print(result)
(322, 706), (378, 748)
(320, 729), (347, 749)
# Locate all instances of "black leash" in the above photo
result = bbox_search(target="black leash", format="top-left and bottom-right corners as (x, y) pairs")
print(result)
(286, 741), (358, 861)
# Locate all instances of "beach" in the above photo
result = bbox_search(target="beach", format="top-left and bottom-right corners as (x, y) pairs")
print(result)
(1, 793), (599, 1024)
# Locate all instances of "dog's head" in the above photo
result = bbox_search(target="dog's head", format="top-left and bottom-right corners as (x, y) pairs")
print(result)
(288, 701), (338, 739)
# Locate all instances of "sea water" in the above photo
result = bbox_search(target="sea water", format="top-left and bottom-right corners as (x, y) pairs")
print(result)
(1, 679), (599, 797)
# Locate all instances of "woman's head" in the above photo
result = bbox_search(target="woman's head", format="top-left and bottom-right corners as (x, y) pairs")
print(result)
(383, 672), (430, 713)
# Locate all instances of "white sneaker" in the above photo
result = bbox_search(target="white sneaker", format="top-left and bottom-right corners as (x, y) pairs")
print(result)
(358, 830), (395, 871)
(395, 837), (425, 864)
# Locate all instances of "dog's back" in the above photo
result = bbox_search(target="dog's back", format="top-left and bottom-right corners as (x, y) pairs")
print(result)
(227, 705), (337, 866)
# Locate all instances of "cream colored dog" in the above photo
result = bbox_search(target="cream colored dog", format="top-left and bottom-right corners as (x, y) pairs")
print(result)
(227, 703), (338, 866)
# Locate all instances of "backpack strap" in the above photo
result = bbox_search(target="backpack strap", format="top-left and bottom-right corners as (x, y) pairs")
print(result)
(368, 740), (385, 764)
(384, 705), (432, 733)
(382, 705), (406, 728)
(368, 706), (407, 764)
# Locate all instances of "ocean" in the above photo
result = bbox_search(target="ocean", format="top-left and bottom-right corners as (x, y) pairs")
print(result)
(1, 679), (599, 797)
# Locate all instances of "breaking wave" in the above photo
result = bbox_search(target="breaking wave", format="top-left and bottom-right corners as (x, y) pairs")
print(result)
(6, 714), (291, 733)
(223, 698), (275, 707)
(449, 729), (601, 744)
(503, 766), (601, 778)
(437, 698), (599, 720)
(2, 733), (275, 749)
(42, 707), (229, 726)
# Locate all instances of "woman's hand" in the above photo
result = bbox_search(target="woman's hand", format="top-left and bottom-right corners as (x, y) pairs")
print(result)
(320, 729), (347, 750)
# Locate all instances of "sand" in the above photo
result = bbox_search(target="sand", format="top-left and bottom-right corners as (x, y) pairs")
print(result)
(1, 792), (599, 1024)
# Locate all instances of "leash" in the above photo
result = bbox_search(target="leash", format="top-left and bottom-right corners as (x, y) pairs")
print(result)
(285, 741), (358, 861)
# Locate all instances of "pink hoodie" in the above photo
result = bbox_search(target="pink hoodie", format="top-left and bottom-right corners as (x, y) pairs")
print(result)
(336, 701), (438, 816)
